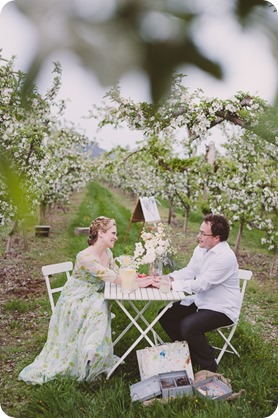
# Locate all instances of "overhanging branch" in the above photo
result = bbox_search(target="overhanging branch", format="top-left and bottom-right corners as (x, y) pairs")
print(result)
(173, 96), (277, 146)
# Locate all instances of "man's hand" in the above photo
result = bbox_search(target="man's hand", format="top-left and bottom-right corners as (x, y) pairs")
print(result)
(152, 276), (162, 288)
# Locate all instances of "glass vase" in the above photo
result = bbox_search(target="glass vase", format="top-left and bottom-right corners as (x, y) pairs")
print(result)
(148, 259), (163, 276)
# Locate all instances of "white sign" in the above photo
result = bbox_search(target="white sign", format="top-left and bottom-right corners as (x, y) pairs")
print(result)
(139, 196), (161, 223)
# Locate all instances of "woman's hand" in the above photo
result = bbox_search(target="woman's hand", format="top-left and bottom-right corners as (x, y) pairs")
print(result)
(114, 276), (121, 286)
(137, 275), (153, 288)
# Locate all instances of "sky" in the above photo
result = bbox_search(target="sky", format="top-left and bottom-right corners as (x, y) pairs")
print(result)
(0, 0), (277, 152)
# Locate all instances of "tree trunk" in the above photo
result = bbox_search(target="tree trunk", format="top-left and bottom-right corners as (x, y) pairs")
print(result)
(168, 195), (174, 225)
(183, 206), (189, 234)
(234, 221), (244, 257)
(39, 202), (47, 224)
(23, 229), (29, 251)
(205, 141), (216, 165)
(5, 220), (18, 254)
(269, 249), (278, 277)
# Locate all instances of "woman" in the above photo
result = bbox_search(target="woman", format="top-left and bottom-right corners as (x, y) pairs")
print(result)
(18, 216), (152, 384)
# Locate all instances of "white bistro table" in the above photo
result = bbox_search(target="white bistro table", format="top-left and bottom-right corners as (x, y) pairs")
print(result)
(104, 281), (185, 379)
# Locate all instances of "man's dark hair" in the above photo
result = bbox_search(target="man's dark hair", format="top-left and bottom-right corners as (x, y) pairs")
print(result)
(203, 214), (230, 241)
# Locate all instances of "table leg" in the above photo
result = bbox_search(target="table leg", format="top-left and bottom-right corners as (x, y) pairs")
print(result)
(128, 301), (164, 345)
(115, 300), (155, 346)
(112, 301), (152, 346)
(107, 301), (173, 379)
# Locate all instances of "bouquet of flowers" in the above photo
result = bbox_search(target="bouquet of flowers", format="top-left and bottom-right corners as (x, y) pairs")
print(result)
(132, 223), (176, 271)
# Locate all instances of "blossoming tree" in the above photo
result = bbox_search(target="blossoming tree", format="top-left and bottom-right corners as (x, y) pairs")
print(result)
(207, 127), (278, 272)
(0, 56), (94, 251)
(90, 76), (278, 271)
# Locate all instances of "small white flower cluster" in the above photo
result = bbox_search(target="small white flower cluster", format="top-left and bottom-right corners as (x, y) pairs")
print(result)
(115, 255), (134, 268)
(132, 223), (175, 268)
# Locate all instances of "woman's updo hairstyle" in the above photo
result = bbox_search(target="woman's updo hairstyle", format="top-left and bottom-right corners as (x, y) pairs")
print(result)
(88, 216), (116, 246)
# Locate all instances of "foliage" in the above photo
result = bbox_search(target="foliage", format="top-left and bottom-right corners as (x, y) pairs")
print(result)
(92, 76), (277, 147)
(208, 127), (278, 253)
(0, 56), (95, 228)
(12, 0), (277, 103)
(91, 78), (278, 256)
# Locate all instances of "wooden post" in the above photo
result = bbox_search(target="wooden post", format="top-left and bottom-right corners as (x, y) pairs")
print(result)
(74, 227), (90, 236)
(35, 225), (51, 237)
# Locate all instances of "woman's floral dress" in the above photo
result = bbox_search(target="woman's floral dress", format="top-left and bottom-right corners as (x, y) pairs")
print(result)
(18, 248), (119, 384)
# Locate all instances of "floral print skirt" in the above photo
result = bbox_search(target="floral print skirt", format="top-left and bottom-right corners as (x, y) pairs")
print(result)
(18, 278), (119, 384)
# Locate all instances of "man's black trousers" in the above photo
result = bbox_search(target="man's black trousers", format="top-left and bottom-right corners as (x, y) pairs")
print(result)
(159, 302), (233, 372)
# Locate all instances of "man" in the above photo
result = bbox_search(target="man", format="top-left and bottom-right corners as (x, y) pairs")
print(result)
(157, 214), (240, 372)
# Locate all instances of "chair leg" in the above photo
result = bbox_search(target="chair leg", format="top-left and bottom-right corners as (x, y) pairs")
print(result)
(215, 327), (240, 364)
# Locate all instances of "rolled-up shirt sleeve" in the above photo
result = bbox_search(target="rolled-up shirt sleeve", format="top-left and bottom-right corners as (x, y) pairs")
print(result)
(172, 279), (193, 293)
(170, 246), (199, 293)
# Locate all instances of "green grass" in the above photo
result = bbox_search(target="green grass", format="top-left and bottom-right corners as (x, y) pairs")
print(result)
(66, 182), (142, 260)
(3, 299), (30, 313)
(1, 181), (277, 418)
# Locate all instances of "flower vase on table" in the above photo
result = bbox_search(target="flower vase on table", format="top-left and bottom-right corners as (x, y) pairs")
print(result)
(132, 223), (176, 277)
(148, 259), (163, 276)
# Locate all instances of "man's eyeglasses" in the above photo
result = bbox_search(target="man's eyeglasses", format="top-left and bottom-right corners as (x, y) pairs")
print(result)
(198, 231), (213, 237)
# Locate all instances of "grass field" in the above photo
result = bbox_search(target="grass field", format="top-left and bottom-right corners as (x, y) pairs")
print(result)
(0, 182), (277, 418)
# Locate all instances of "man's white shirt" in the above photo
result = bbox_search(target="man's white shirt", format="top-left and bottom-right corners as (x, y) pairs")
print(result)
(170, 241), (240, 323)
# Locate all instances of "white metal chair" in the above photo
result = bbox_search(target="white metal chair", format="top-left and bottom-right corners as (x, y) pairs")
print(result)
(214, 268), (253, 364)
(42, 261), (73, 312)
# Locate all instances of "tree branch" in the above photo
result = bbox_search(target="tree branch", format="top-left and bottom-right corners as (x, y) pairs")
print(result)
(173, 96), (277, 145)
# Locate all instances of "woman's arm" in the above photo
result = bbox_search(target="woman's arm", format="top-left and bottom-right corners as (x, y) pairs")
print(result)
(76, 251), (119, 283)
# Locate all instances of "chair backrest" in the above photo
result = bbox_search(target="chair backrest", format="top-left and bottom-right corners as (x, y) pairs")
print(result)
(42, 261), (73, 312)
(238, 268), (253, 308)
